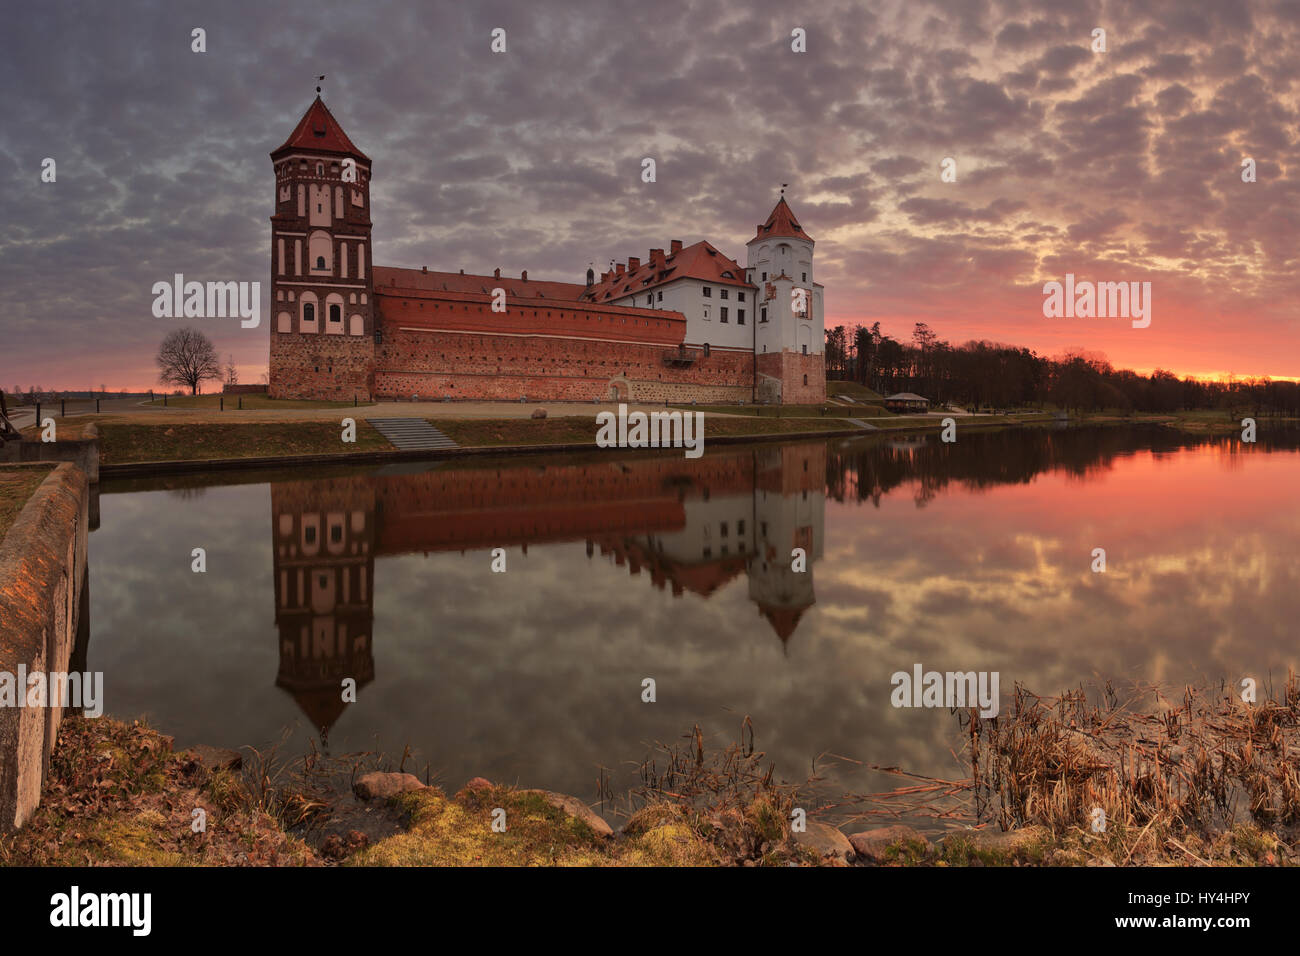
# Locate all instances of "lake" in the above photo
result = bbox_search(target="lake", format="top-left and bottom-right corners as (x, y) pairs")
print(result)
(86, 425), (1300, 828)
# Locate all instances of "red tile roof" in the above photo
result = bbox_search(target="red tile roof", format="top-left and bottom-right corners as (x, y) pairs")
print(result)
(751, 197), (813, 243)
(584, 240), (754, 303)
(271, 96), (370, 161)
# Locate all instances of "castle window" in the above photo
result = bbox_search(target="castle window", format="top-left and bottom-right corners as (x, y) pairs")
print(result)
(304, 303), (315, 324)
(761, 272), (767, 281)
(703, 306), (710, 320)
(803, 374), (809, 385)
(761, 307), (768, 322)
(720, 307), (728, 323)
(316, 163), (324, 176)
(330, 305), (341, 323)
(802, 273), (807, 282)
(316, 256), (326, 269)
(720, 522), (728, 537)
(703, 343), (711, 356)
(647, 294), (652, 305)
(737, 520), (745, 535)
(738, 292), (745, 302)
(738, 310), (745, 325)
(702, 286), (712, 297)
(720, 289), (728, 299)
(802, 344), (808, 355)
(657, 291), (663, 302)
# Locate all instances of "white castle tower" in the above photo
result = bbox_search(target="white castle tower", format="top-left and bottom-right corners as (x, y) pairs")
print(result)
(746, 196), (825, 404)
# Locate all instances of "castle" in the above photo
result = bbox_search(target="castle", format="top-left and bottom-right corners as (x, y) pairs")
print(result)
(268, 97), (826, 405)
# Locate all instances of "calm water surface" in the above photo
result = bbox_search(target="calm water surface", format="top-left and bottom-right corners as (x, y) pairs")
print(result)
(86, 426), (1300, 823)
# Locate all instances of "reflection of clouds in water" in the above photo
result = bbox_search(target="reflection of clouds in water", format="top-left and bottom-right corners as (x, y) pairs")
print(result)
(86, 437), (1300, 823)
(89, 484), (301, 745)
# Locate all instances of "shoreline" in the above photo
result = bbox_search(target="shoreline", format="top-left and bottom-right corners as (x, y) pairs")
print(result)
(16, 410), (1293, 482)
(5, 679), (1296, 867)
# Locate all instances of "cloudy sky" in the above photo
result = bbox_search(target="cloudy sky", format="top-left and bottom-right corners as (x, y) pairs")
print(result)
(2, 0), (1297, 390)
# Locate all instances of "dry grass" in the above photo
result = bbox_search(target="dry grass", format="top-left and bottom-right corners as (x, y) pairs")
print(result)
(0, 718), (315, 866)
(836, 678), (1300, 865)
(0, 464), (55, 542)
(91, 421), (394, 464)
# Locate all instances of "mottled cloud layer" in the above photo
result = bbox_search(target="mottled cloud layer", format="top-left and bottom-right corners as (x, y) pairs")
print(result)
(2, 0), (1297, 388)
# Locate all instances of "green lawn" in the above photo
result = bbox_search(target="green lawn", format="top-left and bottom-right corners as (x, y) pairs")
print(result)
(0, 464), (55, 542)
(94, 421), (394, 464)
(827, 381), (884, 401)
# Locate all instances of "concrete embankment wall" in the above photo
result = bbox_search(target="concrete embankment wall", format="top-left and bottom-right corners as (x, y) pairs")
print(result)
(0, 422), (99, 484)
(0, 462), (90, 831)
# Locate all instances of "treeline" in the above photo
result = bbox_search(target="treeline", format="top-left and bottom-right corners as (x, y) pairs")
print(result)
(825, 323), (1300, 415)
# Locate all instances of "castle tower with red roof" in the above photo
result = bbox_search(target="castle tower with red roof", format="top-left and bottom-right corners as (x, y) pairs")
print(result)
(269, 97), (377, 400)
(747, 196), (826, 404)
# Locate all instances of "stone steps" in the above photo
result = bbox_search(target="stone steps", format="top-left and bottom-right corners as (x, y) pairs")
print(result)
(366, 418), (459, 450)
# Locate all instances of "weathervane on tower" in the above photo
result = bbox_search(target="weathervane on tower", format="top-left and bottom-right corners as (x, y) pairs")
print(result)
(315, 74), (325, 95)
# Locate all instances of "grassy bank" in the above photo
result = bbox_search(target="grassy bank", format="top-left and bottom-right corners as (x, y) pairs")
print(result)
(0, 464), (55, 542)
(86, 421), (393, 464)
(38, 415), (860, 466)
(25, 407), (1248, 470)
(0, 717), (820, 867)
(5, 682), (1294, 867)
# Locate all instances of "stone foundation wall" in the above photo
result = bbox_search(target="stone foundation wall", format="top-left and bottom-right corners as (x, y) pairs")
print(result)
(269, 333), (375, 402)
(374, 328), (756, 403)
(0, 462), (89, 832)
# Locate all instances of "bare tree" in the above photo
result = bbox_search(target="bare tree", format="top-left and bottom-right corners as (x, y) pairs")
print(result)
(225, 354), (239, 386)
(156, 327), (222, 395)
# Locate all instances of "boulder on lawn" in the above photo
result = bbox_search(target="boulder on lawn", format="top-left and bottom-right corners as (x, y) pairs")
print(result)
(848, 824), (931, 863)
(518, 789), (613, 838)
(353, 771), (427, 801)
(793, 821), (854, 862)
(961, 825), (1046, 853)
(531, 408), (547, 419)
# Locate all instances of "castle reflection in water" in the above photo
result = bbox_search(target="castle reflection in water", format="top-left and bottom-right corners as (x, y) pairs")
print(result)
(271, 442), (827, 734)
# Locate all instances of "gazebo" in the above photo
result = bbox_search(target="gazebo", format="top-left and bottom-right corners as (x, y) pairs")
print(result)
(884, 392), (930, 413)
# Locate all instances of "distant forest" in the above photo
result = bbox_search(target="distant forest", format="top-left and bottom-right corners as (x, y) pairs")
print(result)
(826, 322), (1300, 416)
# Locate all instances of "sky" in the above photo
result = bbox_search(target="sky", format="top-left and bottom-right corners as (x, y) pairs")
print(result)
(1, 0), (1297, 391)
